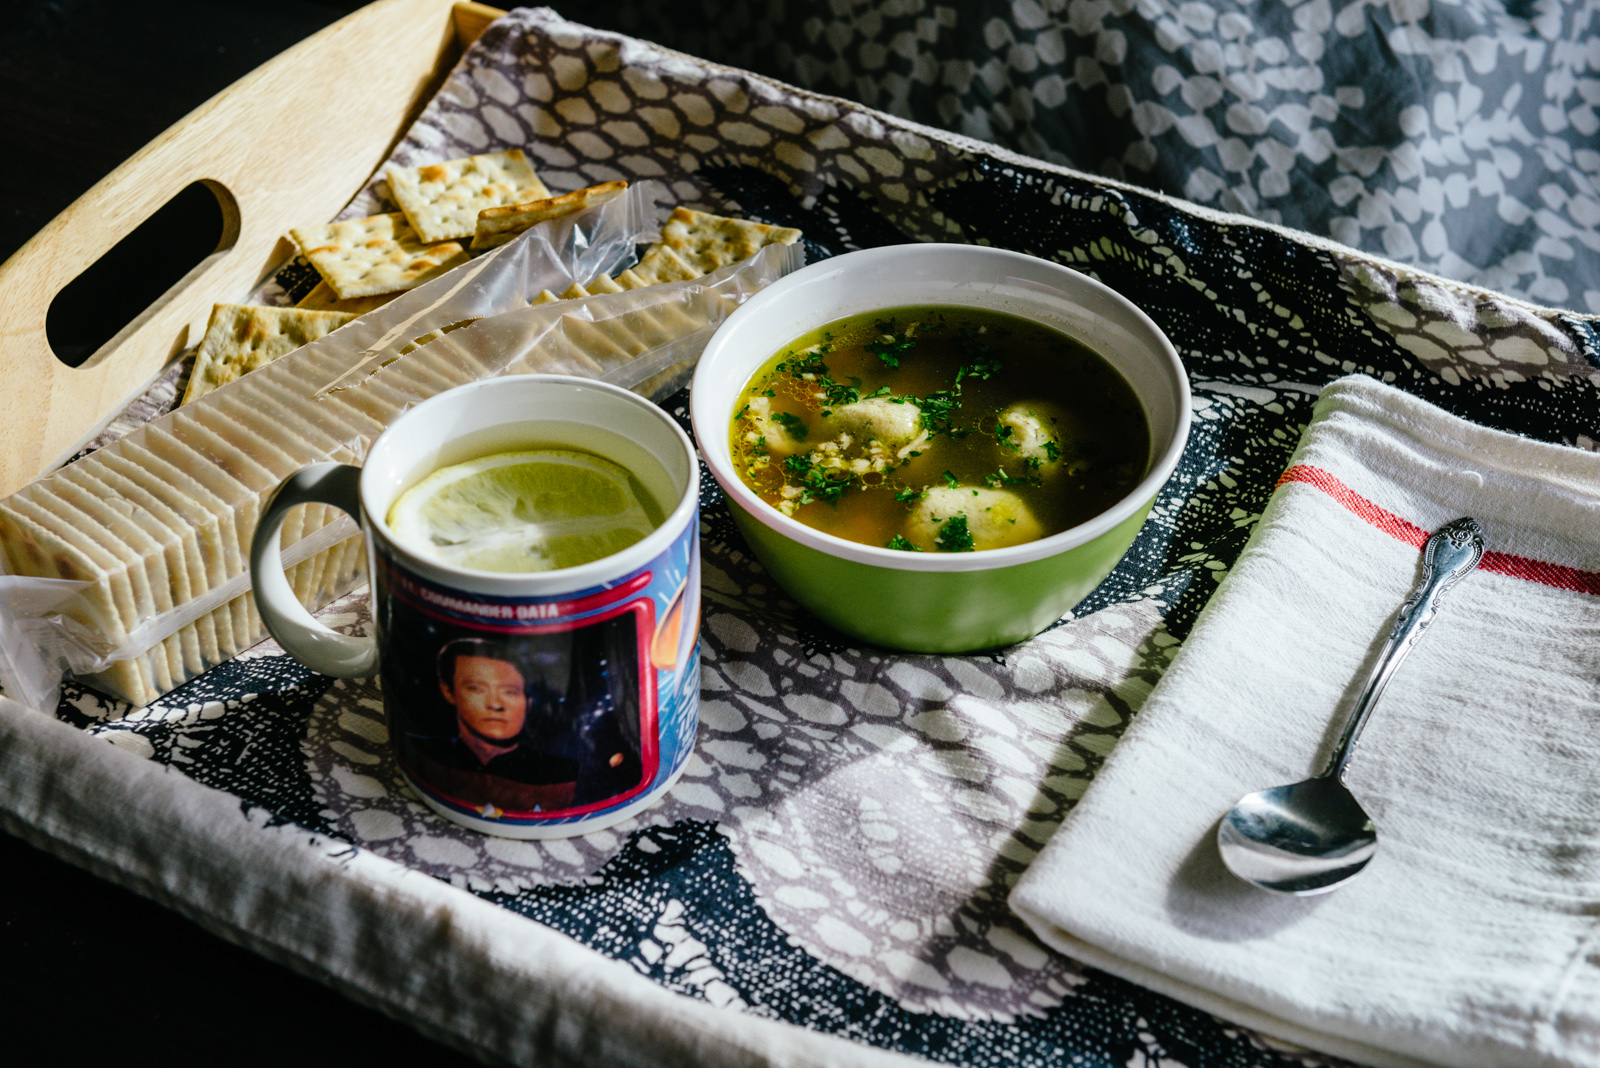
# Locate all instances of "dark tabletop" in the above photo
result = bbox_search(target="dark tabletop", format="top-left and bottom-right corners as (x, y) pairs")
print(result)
(0, 2), (587, 1063)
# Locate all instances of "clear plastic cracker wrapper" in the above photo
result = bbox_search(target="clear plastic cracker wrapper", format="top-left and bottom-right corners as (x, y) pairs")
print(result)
(0, 181), (804, 710)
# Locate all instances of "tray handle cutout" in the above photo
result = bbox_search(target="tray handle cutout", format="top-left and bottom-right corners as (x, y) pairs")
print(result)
(0, 0), (503, 499)
(47, 180), (239, 370)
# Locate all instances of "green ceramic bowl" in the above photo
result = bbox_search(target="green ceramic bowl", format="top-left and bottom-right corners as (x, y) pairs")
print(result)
(690, 243), (1190, 653)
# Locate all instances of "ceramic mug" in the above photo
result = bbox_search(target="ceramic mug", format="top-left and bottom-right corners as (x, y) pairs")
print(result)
(249, 375), (701, 838)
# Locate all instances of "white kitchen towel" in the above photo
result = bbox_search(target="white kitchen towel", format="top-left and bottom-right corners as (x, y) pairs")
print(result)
(1011, 374), (1600, 1068)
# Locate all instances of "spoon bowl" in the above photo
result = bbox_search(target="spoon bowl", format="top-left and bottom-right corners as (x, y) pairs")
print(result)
(1217, 778), (1376, 895)
(1217, 517), (1485, 895)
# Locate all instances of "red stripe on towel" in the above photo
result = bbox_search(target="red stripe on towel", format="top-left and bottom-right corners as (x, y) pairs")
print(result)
(1275, 464), (1600, 596)
(1275, 465), (1428, 548)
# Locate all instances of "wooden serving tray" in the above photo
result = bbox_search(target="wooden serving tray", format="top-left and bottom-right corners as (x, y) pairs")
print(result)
(0, 0), (505, 500)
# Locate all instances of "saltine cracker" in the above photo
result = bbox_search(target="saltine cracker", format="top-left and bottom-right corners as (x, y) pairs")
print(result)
(471, 180), (628, 251)
(289, 213), (468, 300)
(658, 207), (802, 272)
(388, 149), (551, 244)
(182, 304), (356, 406)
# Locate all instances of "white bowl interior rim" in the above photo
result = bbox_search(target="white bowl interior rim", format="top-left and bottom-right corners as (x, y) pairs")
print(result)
(691, 244), (1191, 574)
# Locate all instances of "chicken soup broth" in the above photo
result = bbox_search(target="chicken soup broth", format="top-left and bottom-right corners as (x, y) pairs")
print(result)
(729, 305), (1150, 553)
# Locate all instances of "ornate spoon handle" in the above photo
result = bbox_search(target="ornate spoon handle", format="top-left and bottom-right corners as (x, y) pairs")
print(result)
(1324, 517), (1486, 783)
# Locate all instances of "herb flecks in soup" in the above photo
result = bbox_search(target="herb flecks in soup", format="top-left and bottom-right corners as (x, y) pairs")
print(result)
(730, 306), (1150, 552)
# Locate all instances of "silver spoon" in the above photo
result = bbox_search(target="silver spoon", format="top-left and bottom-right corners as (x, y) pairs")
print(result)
(1217, 516), (1486, 895)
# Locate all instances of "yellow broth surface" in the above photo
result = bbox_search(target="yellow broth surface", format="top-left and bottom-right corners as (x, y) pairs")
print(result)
(729, 305), (1150, 553)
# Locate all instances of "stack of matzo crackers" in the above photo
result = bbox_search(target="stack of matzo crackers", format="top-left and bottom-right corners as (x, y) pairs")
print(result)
(293, 149), (550, 302)
(181, 305), (356, 405)
(180, 148), (797, 408)
(183, 150), (555, 406)
(0, 160), (801, 704)
(533, 206), (802, 300)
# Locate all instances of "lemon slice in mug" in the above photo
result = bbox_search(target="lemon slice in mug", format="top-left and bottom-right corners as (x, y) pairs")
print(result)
(388, 449), (662, 572)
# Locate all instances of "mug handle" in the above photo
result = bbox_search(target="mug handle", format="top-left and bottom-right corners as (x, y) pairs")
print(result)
(249, 463), (378, 677)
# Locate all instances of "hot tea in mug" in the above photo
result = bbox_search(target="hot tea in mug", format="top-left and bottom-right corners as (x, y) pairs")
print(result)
(250, 376), (700, 838)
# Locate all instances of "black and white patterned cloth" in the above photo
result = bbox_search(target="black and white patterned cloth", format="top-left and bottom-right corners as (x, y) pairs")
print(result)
(592, 0), (1600, 313)
(7, 8), (1600, 1068)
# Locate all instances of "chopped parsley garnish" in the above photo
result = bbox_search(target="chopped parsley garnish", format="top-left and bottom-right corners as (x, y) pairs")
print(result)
(935, 514), (975, 552)
(1042, 439), (1061, 461)
(865, 319), (921, 369)
(954, 326), (1003, 380)
(894, 487), (923, 504)
(863, 325), (999, 439)
(957, 356), (1003, 382)
(771, 411), (808, 440)
(983, 468), (1042, 488)
(941, 470), (960, 488)
(917, 390), (964, 436)
(788, 349), (830, 378)
(955, 339), (1003, 384)
(783, 452), (850, 505)
(783, 343), (864, 409)
(821, 377), (861, 408)
(886, 534), (922, 552)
